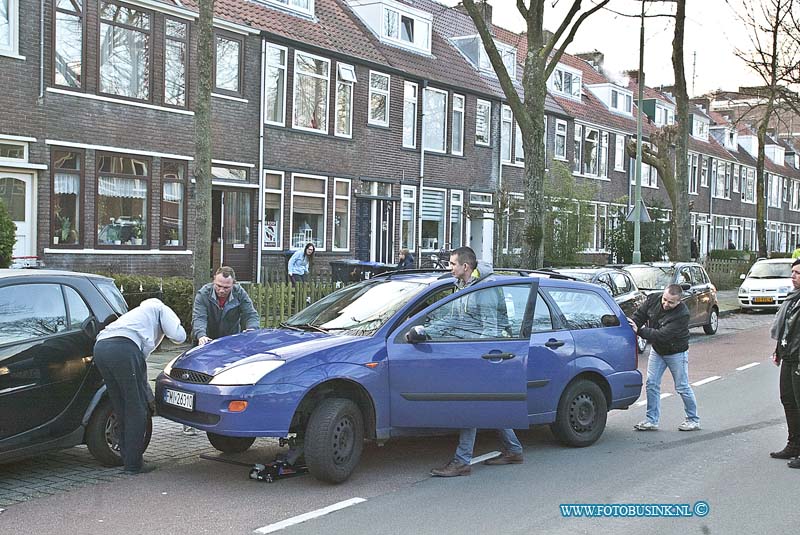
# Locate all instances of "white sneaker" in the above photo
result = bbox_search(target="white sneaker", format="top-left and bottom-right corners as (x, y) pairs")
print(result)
(182, 425), (197, 436)
(633, 420), (659, 431)
(678, 420), (701, 431)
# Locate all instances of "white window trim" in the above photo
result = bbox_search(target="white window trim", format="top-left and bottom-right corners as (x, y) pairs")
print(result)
(512, 122), (525, 167)
(549, 64), (582, 101)
(451, 94), (465, 156)
(0, 139), (28, 163)
(501, 105), (513, 164)
(420, 186), (447, 252)
(0, 0), (21, 59)
(554, 119), (568, 160)
(423, 87), (448, 154)
(449, 189), (464, 247)
(379, 3), (432, 54)
(614, 134), (625, 171)
(334, 63), (355, 138)
(368, 71), (390, 127)
(475, 99), (491, 146)
(263, 170), (284, 251)
(400, 184), (417, 250)
(264, 42), (288, 127)
(402, 80), (418, 149)
(292, 51), (331, 134)
(290, 173), (328, 251)
(582, 126), (600, 178)
(332, 178), (351, 251)
(688, 153), (699, 196)
(260, 0), (314, 17)
(469, 192), (493, 206)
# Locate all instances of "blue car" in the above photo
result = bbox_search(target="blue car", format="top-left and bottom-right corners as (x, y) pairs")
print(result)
(155, 271), (641, 483)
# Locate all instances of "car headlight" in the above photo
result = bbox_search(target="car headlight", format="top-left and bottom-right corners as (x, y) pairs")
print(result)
(163, 355), (181, 376)
(209, 360), (285, 386)
(738, 286), (747, 295)
(778, 286), (792, 294)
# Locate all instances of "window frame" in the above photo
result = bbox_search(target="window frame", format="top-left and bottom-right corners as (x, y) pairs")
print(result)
(94, 152), (152, 250)
(50, 147), (85, 249)
(368, 71), (391, 127)
(501, 105), (512, 163)
(422, 86), (448, 153)
(451, 94), (465, 156)
(400, 185), (417, 250)
(264, 42), (288, 126)
(420, 186), (447, 251)
(449, 189), (463, 249)
(0, 0), (19, 57)
(554, 119), (568, 160)
(475, 99), (491, 146)
(52, 0), (85, 90)
(292, 50), (331, 133)
(160, 159), (187, 249)
(261, 0), (314, 17)
(332, 177), (351, 252)
(213, 29), (244, 98)
(402, 80), (418, 149)
(614, 133), (625, 171)
(163, 16), (189, 109)
(334, 62), (355, 138)
(263, 170), (284, 251)
(290, 173), (328, 251)
(97, 0), (154, 103)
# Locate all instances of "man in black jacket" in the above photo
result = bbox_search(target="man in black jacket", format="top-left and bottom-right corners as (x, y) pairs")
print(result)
(628, 284), (700, 432)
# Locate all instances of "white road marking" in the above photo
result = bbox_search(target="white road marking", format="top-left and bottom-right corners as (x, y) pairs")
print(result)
(635, 400), (647, 407)
(471, 451), (501, 465)
(736, 362), (760, 371)
(254, 498), (367, 534)
(692, 376), (721, 387)
(660, 393), (672, 399)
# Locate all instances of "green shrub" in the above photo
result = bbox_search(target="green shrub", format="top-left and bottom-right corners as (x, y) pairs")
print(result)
(0, 200), (16, 268)
(110, 274), (194, 329)
(708, 249), (754, 261)
(769, 251), (793, 259)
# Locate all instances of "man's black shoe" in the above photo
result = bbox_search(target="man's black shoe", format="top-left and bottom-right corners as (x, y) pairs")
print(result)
(788, 458), (800, 469)
(770, 445), (800, 459)
(123, 462), (157, 475)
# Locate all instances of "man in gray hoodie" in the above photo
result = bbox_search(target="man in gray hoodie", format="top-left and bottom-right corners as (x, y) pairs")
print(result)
(192, 266), (260, 347)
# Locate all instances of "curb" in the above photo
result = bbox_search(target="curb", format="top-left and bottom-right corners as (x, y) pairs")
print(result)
(719, 307), (739, 318)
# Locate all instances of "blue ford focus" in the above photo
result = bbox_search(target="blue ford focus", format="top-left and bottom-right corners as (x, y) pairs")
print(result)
(155, 270), (641, 483)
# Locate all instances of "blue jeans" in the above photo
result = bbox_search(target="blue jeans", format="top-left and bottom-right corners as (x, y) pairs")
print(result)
(645, 349), (699, 425)
(455, 428), (522, 465)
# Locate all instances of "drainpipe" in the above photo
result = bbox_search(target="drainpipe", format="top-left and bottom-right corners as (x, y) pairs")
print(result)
(418, 80), (427, 267)
(708, 159), (714, 255)
(39, 0), (45, 98)
(497, 101), (503, 262)
(256, 37), (266, 283)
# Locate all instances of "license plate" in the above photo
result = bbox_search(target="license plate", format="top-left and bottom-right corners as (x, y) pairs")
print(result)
(753, 297), (774, 304)
(164, 388), (194, 411)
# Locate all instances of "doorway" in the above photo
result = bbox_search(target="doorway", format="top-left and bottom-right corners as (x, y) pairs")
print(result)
(0, 172), (35, 261)
(211, 188), (254, 281)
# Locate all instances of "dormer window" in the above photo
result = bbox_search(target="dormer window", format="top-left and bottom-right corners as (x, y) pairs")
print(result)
(587, 83), (631, 114)
(692, 116), (709, 140)
(478, 42), (516, 78)
(258, 0), (314, 17)
(377, 2), (432, 53)
(655, 104), (675, 126)
(550, 65), (581, 100)
(610, 89), (632, 114)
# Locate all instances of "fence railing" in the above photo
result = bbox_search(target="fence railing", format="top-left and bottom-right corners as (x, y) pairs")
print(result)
(703, 258), (752, 291)
(243, 281), (340, 328)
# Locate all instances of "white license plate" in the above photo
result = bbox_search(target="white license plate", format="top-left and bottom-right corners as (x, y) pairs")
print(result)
(164, 388), (194, 411)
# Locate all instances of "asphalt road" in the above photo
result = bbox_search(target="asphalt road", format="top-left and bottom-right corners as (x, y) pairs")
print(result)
(0, 312), (794, 535)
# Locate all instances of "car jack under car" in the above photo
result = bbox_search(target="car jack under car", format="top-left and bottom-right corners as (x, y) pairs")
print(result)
(199, 438), (307, 483)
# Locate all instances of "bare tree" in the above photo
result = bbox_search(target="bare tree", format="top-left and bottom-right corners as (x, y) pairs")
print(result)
(459, 0), (609, 268)
(734, 0), (800, 257)
(670, 0), (690, 261)
(193, 0), (214, 291)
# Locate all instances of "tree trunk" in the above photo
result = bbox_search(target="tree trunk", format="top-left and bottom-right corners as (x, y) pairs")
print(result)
(193, 0), (214, 291)
(756, 120), (770, 257)
(671, 0), (691, 261)
(521, 64), (547, 269)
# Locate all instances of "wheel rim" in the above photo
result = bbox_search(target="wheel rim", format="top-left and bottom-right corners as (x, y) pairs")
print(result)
(331, 415), (355, 465)
(711, 311), (718, 330)
(568, 392), (597, 433)
(104, 413), (121, 452)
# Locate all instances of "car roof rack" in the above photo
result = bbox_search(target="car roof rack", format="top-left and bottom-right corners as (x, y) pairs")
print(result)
(493, 268), (577, 281)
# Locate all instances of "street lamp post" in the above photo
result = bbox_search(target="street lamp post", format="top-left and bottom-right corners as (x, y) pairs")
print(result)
(632, 0), (645, 263)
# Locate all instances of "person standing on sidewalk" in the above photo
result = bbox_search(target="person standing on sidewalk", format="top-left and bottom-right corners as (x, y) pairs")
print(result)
(769, 258), (800, 468)
(288, 243), (315, 285)
(628, 284), (700, 432)
(430, 246), (524, 478)
(94, 299), (186, 474)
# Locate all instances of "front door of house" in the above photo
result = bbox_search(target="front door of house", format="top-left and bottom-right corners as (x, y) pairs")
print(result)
(211, 188), (254, 281)
(371, 198), (395, 264)
(0, 172), (35, 262)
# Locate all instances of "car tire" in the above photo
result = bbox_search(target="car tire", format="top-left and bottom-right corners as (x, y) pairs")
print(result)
(703, 308), (719, 335)
(206, 433), (256, 454)
(85, 397), (153, 467)
(637, 336), (648, 353)
(550, 379), (608, 448)
(304, 398), (364, 484)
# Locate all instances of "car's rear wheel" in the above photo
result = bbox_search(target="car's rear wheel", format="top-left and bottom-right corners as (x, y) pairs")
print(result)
(550, 379), (607, 447)
(703, 307), (719, 335)
(304, 398), (364, 484)
(207, 433), (256, 453)
(86, 397), (153, 467)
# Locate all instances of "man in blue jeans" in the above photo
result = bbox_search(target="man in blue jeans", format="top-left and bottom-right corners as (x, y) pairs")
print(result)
(628, 284), (700, 432)
(430, 246), (524, 477)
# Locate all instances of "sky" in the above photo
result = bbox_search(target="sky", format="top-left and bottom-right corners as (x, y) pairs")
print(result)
(440, 0), (765, 97)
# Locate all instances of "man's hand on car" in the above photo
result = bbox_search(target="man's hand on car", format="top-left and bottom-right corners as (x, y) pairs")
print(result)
(198, 336), (212, 347)
(627, 317), (638, 333)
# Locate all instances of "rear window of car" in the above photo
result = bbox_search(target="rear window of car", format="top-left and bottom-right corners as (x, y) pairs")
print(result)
(92, 279), (128, 316)
(544, 288), (616, 330)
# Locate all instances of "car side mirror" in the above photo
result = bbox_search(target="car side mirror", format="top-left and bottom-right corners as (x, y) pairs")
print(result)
(81, 317), (99, 339)
(405, 325), (428, 344)
(601, 314), (620, 327)
(680, 282), (692, 291)
(739, 273), (746, 280)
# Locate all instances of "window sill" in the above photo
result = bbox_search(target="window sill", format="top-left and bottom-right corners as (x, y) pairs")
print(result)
(577, 173), (611, 182)
(367, 122), (390, 130)
(46, 88), (195, 116)
(212, 92), (248, 104)
(475, 142), (492, 148)
(44, 248), (193, 255)
(0, 51), (25, 60)
(554, 156), (569, 162)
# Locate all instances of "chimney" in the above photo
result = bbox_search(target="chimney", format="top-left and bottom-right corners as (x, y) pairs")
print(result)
(454, 1), (493, 28)
(626, 69), (640, 84)
(576, 50), (604, 72)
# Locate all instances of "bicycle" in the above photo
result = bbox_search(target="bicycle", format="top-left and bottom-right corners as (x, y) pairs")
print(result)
(421, 243), (451, 269)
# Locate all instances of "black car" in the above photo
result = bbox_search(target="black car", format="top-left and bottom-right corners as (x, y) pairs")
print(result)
(552, 267), (649, 351)
(623, 262), (719, 334)
(0, 269), (151, 466)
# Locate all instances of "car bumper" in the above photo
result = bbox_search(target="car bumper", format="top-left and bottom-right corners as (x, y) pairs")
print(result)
(154, 373), (305, 437)
(606, 370), (643, 410)
(738, 295), (787, 309)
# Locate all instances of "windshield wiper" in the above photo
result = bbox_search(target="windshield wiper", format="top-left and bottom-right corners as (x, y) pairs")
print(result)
(293, 323), (329, 333)
(279, 322), (303, 331)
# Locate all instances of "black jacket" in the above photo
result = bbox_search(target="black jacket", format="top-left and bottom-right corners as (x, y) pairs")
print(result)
(632, 293), (690, 356)
(775, 294), (800, 364)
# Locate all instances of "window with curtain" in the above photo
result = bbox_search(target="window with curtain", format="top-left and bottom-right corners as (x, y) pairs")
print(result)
(401, 186), (416, 250)
(223, 190), (251, 246)
(215, 33), (242, 94)
(51, 149), (82, 246)
(582, 128), (598, 176)
(369, 72), (390, 126)
(263, 172), (283, 249)
(164, 18), (187, 107)
(99, 2), (151, 100)
(403, 81), (417, 148)
(333, 179), (350, 250)
(54, 0), (83, 88)
(423, 88), (446, 152)
(421, 188), (445, 250)
(335, 63), (355, 137)
(452, 94), (464, 155)
(291, 175), (326, 249)
(293, 52), (329, 132)
(265, 43), (287, 125)
(96, 154), (149, 246)
(161, 160), (185, 247)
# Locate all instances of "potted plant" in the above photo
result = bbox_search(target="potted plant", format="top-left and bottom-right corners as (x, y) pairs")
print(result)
(133, 225), (143, 246)
(169, 228), (179, 246)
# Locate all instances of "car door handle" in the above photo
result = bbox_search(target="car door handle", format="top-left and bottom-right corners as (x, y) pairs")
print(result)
(481, 352), (516, 360)
(544, 339), (565, 348)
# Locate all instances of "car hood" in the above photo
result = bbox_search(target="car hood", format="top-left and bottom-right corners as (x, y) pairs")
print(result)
(171, 329), (362, 376)
(741, 277), (792, 291)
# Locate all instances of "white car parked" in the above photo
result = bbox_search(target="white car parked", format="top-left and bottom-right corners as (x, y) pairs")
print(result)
(738, 258), (794, 310)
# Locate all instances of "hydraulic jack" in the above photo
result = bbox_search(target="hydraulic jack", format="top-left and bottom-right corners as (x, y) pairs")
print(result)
(199, 438), (307, 483)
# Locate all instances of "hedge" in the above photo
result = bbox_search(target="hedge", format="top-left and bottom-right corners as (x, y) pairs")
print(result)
(707, 249), (755, 261)
(110, 274), (195, 329)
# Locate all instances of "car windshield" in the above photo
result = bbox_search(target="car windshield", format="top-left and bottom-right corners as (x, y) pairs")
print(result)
(284, 279), (430, 336)
(748, 262), (792, 279)
(625, 266), (674, 290)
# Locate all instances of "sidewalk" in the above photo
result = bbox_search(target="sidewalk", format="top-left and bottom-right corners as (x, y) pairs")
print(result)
(716, 289), (741, 317)
(147, 340), (191, 383)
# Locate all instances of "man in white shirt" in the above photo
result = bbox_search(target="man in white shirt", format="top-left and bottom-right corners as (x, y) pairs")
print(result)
(94, 298), (186, 474)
